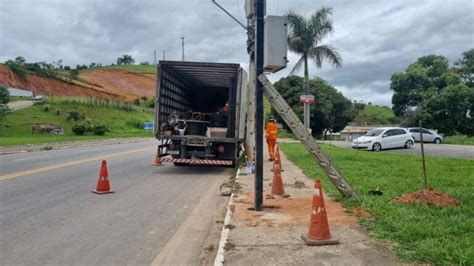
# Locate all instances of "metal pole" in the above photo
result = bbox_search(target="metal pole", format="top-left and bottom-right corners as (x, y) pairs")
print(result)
(181, 37), (185, 61)
(419, 121), (428, 188)
(154, 50), (157, 65)
(163, 50), (166, 60)
(254, 0), (264, 211)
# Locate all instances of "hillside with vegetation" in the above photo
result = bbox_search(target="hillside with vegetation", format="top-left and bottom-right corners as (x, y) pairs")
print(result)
(352, 102), (399, 126)
(0, 97), (154, 146)
(0, 56), (156, 102)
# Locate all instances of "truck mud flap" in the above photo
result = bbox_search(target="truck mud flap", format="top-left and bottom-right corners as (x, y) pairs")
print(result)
(161, 157), (233, 166)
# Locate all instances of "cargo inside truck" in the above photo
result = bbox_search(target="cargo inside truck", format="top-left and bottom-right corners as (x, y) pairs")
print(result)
(155, 61), (247, 166)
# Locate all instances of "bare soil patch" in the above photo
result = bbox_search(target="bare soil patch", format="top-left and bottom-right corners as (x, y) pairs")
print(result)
(393, 188), (462, 207)
(233, 193), (357, 227)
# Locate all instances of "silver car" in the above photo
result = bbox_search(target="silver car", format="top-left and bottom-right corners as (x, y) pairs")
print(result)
(408, 128), (443, 144)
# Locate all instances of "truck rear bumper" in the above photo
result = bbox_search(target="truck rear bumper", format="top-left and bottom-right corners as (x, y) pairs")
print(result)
(160, 157), (233, 166)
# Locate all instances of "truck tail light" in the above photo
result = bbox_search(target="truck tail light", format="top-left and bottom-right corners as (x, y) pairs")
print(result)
(218, 145), (225, 153)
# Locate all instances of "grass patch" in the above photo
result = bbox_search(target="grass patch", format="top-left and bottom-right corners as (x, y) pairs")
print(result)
(0, 100), (154, 146)
(280, 142), (473, 265)
(444, 135), (474, 146)
(9, 96), (31, 102)
(102, 64), (156, 74)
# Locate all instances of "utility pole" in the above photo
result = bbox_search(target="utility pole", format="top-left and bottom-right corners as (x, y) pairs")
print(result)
(154, 50), (157, 65)
(163, 50), (166, 60)
(181, 37), (185, 61)
(254, 0), (264, 211)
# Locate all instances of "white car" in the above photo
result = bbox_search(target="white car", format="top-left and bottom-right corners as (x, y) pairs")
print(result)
(408, 128), (443, 144)
(352, 127), (414, 151)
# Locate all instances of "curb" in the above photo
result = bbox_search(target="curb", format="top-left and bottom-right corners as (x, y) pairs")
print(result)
(214, 168), (240, 266)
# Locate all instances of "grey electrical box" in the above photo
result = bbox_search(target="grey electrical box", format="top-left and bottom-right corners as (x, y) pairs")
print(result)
(264, 15), (288, 73)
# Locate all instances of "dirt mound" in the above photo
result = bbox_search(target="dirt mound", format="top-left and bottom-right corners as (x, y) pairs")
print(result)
(393, 188), (461, 207)
(0, 65), (154, 101)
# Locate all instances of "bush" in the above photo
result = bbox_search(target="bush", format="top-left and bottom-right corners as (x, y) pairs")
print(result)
(43, 105), (50, 112)
(67, 111), (85, 121)
(55, 109), (61, 115)
(126, 119), (143, 129)
(93, 124), (108, 135)
(71, 123), (86, 135)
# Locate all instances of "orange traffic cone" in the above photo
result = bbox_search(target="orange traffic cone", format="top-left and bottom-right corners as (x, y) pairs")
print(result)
(271, 145), (284, 172)
(272, 157), (285, 196)
(153, 148), (162, 166)
(301, 179), (339, 246)
(92, 160), (114, 194)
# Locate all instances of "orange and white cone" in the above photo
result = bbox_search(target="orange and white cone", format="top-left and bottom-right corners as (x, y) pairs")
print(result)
(153, 148), (162, 166)
(271, 159), (285, 196)
(301, 179), (339, 245)
(92, 160), (114, 194)
(271, 145), (284, 172)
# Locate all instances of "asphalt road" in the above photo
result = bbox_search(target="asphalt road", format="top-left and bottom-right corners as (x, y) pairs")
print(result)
(325, 141), (474, 159)
(7, 100), (34, 111)
(0, 139), (233, 265)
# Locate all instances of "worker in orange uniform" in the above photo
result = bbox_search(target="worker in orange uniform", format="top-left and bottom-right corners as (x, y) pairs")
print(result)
(265, 118), (278, 161)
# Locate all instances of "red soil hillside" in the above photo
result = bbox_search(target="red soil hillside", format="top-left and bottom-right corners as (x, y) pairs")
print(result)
(0, 64), (155, 101)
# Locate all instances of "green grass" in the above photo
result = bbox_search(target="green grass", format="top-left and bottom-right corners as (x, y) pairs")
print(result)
(102, 64), (156, 74)
(280, 143), (473, 265)
(0, 100), (154, 146)
(444, 135), (474, 146)
(9, 96), (31, 102)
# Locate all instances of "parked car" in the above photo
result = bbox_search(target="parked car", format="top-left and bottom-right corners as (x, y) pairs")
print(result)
(352, 127), (414, 151)
(408, 128), (443, 144)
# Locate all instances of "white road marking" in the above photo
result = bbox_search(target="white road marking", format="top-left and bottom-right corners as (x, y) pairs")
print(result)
(12, 155), (49, 162)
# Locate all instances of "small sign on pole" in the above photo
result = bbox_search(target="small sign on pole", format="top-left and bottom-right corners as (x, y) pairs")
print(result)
(144, 122), (154, 130)
(300, 94), (315, 104)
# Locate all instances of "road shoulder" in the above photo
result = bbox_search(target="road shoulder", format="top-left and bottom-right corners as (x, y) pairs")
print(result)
(151, 169), (230, 265)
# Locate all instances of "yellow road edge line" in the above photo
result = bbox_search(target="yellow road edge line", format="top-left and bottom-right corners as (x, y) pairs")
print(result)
(0, 147), (155, 181)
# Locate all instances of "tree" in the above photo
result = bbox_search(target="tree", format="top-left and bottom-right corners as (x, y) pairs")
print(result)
(391, 53), (473, 136)
(453, 48), (474, 87)
(273, 76), (354, 136)
(390, 55), (460, 116)
(117, 55), (135, 65)
(286, 8), (342, 128)
(0, 86), (10, 123)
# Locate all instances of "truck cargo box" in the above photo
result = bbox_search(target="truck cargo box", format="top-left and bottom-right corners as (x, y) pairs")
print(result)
(155, 61), (247, 166)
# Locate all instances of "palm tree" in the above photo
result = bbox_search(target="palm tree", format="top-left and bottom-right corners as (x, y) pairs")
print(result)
(287, 7), (342, 129)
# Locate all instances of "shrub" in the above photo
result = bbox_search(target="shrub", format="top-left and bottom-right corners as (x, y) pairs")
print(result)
(43, 105), (50, 112)
(71, 123), (86, 135)
(55, 109), (61, 115)
(93, 124), (108, 135)
(126, 119), (143, 129)
(67, 111), (85, 121)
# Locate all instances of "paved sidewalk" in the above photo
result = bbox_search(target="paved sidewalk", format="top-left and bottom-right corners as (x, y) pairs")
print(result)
(223, 146), (398, 265)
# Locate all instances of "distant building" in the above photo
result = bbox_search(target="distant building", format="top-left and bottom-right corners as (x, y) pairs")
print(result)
(341, 125), (379, 141)
(7, 87), (32, 97)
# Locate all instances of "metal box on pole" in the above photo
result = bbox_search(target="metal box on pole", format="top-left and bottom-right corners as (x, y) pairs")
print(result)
(264, 15), (288, 73)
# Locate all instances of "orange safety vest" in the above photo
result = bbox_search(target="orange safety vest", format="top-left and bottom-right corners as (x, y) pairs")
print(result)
(265, 122), (278, 140)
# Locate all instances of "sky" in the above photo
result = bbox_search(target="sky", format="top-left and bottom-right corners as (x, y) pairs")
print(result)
(0, 0), (473, 106)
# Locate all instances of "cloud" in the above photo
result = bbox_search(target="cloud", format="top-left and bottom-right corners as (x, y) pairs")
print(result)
(0, 0), (472, 106)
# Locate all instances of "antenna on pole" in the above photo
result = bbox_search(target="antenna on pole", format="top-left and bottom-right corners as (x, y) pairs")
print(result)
(181, 37), (185, 61)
